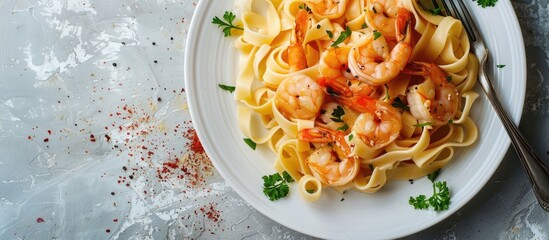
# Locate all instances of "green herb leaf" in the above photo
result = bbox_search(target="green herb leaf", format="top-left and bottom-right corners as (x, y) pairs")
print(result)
(446, 75), (453, 83)
(409, 195), (430, 210)
(409, 181), (451, 211)
(244, 138), (257, 150)
(330, 105), (346, 122)
(392, 97), (410, 111)
(331, 26), (352, 47)
(361, 23), (368, 29)
(337, 124), (349, 132)
(218, 84), (236, 93)
(326, 30), (334, 39)
(262, 172), (290, 201)
(429, 7), (442, 16)
(427, 169), (441, 182)
(448, 119), (454, 124)
(497, 64), (506, 68)
(349, 134), (354, 141)
(298, 3), (312, 13)
(414, 122), (433, 128)
(428, 181), (451, 211)
(474, 0), (498, 8)
(306, 189), (315, 194)
(373, 30), (382, 40)
(282, 171), (294, 183)
(212, 11), (244, 37)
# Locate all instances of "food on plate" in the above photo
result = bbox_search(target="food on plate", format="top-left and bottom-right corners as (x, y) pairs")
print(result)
(224, 0), (479, 202)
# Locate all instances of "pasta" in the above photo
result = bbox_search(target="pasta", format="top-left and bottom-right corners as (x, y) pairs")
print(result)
(232, 0), (479, 201)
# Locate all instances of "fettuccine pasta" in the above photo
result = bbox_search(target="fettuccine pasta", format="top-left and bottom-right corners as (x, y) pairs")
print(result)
(231, 0), (479, 201)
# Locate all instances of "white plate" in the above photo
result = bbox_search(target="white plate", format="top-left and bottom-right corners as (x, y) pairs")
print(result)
(184, 1), (526, 239)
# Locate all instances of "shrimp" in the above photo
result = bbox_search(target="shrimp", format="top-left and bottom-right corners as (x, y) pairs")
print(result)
(305, 0), (348, 19)
(298, 127), (359, 186)
(348, 7), (412, 86)
(405, 62), (460, 126)
(351, 96), (402, 149)
(318, 80), (402, 149)
(365, 0), (401, 40)
(276, 74), (325, 119)
(275, 9), (325, 119)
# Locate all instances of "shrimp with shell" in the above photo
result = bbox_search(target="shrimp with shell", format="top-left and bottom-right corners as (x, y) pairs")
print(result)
(275, 9), (325, 119)
(298, 127), (360, 186)
(305, 0), (348, 19)
(405, 62), (460, 126)
(348, 7), (413, 86)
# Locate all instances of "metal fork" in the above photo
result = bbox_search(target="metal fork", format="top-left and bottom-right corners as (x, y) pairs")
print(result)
(440, 0), (549, 211)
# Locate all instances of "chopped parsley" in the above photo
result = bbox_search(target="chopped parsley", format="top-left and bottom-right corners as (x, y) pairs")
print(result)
(212, 11), (244, 37)
(326, 30), (334, 38)
(306, 189), (315, 194)
(298, 3), (311, 13)
(337, 124), (349, 132)
(373, 30), (382, 40)
(262, 171), (294, 201)
(392, 97), (410, 111)
(218, 84), (236, 93)
(330, 105), (346, 122)
(429, 7), (442, 16)
(361, 23), (368, 29)
(348, 134), (354, 141)
(331, 26), (352, 47)
(497, 64), (506, 68)
(427, 169), (441, 182)
(446, 75), (453, 83)
(414, 122), (433, 128)
(243, 138), (257, 150)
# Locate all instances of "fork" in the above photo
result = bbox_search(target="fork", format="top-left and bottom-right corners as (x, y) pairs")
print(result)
(440, 0), (549, 211)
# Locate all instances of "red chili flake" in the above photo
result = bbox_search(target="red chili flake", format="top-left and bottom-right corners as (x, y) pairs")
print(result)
(36, 218), (45, 223)
(43, 138), (49, 143)
(27, 136), (32, 140)
(113, 218), (118, 222)
(47, 130), (52, 135)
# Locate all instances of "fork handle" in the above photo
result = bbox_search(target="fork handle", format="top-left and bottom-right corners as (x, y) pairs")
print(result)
(478, 67), (549, 211)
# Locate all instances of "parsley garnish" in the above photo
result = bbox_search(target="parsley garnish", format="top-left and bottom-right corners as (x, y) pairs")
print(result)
(414, 122), (433, 128)
(331, 26), (351, 47)
(409, 181), (450, 211)
(243, 138), (256, 150)
(427, 169), (441, 182)
(212, 11), (244, 37)
(429, 7), (442, 16)
(330, 105), (345, 122)
(326, 30), (334, 38)
(337, 124), (349, 132)
(262, 171), (293, 201)
(306, 189), (315, 194)
(448, 119), (454, 124)
(446, 75), (452, 83)
(392, 97), (410, 111)
(361, 23), (368, 29)
(497, 64), (506, 68)
(218, 84), (236, 93)
(298, 4), (312, 13)
(373, 30), (382, 40)
(349, 134), (354, 141)
(474, 0), (498, 8)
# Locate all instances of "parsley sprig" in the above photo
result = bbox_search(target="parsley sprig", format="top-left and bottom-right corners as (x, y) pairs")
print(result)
(262, 171), (294, 201)
(331, 26), (351, 47)
(474, 0), (498, 8)
(218, 84), (236, 93)
(409, 169), (451, 211)
(331, 106), (350, 131)
(392, 97), (410, 111)
(212, 11), (244, 37)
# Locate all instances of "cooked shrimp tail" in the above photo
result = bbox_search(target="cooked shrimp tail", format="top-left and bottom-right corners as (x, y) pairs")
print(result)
(288, 9), (309, 72)
(317, 77), (354, 98)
